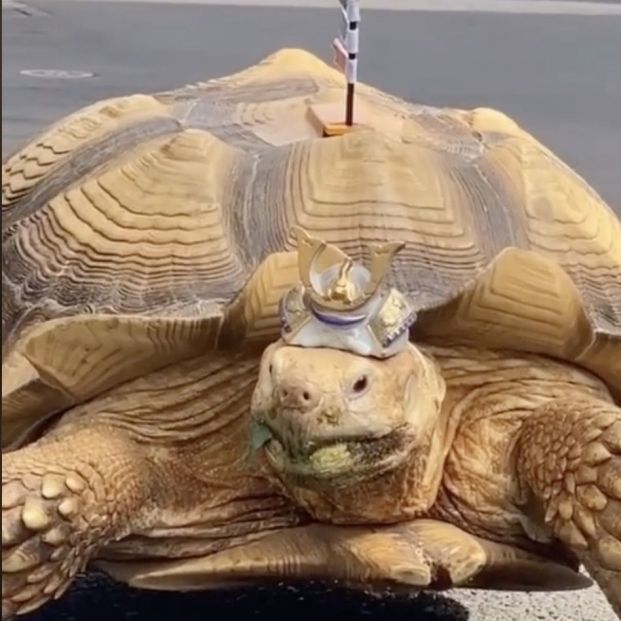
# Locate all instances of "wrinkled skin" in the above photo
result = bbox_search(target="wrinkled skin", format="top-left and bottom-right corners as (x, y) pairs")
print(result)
(251, 343), (445, 490)
(3, 341), (620, 618)
(251, 343), (459, 524)
(253, 341), (621, 613)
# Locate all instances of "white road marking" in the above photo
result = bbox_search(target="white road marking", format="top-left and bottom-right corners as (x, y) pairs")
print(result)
(19, 69), (96, 79)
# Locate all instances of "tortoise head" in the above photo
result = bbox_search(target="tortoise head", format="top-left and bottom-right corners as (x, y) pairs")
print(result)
(250, 230), (447, 520)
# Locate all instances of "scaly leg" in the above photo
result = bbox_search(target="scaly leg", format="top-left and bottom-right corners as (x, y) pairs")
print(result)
(2, 425), (161, 619)
(515, 397), (621, 616)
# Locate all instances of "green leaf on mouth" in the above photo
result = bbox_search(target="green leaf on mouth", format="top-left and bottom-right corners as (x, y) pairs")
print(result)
(244, 420), (274, 465)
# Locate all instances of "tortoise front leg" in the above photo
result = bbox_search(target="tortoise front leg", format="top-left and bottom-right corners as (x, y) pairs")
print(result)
(2, 425), (160, 619)
(515, 396), (621, 616)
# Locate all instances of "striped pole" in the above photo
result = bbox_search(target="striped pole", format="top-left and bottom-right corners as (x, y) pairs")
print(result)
(332, 0), (360, 126)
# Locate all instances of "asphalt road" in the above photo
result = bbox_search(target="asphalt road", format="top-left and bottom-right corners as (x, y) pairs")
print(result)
(2, 0), (621, 210)
(2, 2), (620, 621)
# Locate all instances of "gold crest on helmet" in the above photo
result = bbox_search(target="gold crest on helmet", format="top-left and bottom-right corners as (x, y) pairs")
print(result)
(279, 228), (417, 358)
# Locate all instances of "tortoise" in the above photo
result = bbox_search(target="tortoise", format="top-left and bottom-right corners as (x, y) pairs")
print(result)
(2, 48), (620, 620)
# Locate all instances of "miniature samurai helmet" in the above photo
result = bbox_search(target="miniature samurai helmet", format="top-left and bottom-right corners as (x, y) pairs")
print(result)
(279, 228), (417, 358)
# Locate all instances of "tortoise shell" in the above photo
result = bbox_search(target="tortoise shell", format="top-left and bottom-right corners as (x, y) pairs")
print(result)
(2, 48), (620, 449)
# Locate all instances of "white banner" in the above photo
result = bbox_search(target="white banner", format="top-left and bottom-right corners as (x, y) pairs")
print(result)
(339, 7), (359, 53)
(346, 57), (358, 83)
(334, 0), (360, 84)
(332, 37), (348, 74)
(339, 0), (361, 22)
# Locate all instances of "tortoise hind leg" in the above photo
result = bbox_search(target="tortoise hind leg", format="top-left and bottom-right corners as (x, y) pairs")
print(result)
(2, 425), (157, 619)
(515, 396), (621, 616)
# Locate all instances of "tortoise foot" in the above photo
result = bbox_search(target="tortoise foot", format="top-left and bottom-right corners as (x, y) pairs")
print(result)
(1, 469), (95, 619)
(2, 426), (161, 619)
(516, 397), (621, 616)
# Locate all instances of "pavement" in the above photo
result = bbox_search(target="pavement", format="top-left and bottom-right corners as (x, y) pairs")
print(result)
(2, 1), (620, 620)
(18, 572), (621, 621)
(3, 0), (621, 210)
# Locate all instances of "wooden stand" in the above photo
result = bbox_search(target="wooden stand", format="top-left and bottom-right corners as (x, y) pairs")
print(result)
(307, 101), (369, 138)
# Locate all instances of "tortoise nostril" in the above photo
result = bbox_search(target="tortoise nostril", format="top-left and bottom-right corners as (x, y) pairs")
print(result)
(277, 384), (317, 410)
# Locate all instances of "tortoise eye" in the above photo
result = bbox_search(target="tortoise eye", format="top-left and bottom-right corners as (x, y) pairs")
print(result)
(351, 375), (369, 395)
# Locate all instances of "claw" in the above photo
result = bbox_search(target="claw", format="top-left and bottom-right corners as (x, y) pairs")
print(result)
(40, 475), (66, 500)
(64, 475), (86, 494)
(26, 564), (55, 584)
(21, 497), (51, 531)
(10, 583), (42, 604)
(57, 498), (79, 519)
(596, 533), (621, 571)
(41, 524), (71, 547)
(2, 508), (28, 546)
(577, 484), (607, 511)
(42, 573), (64, 597)
(1, 483), (25, 511)
(582, 442), (611, 466)
(2, 469), (95, 619)
(598, 460), (621, 499)
(2, 548), (39, 574)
